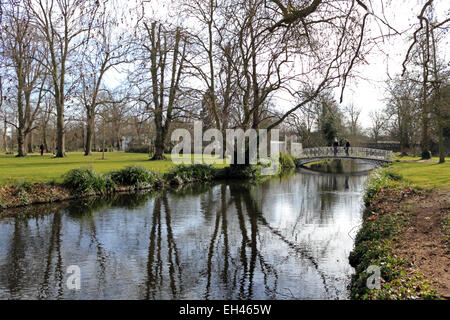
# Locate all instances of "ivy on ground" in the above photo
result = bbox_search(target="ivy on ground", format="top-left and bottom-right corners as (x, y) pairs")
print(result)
(349, 168), (440, 300)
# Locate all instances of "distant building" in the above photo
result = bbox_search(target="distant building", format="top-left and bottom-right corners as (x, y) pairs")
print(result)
(365, 141), (400, 152)
(121, 137), (132, 151)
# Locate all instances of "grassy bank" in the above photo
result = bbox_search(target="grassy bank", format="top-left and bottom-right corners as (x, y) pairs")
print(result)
(0, 152), (227, 185)
(0, 164), (226, 211)
(0, 152), (296, 211)
(390, 157), (450, 189)
(349, 160), (449, 300)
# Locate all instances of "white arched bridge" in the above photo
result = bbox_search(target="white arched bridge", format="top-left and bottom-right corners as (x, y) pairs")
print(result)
(296, 147), (393, 167)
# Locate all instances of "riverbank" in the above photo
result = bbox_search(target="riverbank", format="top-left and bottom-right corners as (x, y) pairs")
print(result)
(0, 152), (227, 185)
(349, 161), (450, 300)
(0, 165), (212, 211)
(0, 152), (297, 212)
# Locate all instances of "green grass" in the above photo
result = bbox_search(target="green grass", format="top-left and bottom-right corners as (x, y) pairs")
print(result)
(349, 168), (440, 300)
(389, 158), (450, 189)
(0, 152), (227, 185)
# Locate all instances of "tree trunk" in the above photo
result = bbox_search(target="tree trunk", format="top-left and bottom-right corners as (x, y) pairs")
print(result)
(399, 114), (410, 156)
(421, 109), (430, 159)
(421, 44), (430, 160)
(102, 116), (106, 160)
(42, 127), (49, 153)
(116, 130), (121, 150)
(152, 126), (165, 160)
(26, 132), (33, 154)
(2, 114), (7, 153)
(56, 102), (65, 157)
(438, 120), (445, 164)
(16, 86), (26, 157)
(25, 93), (33, 154)
(85, 112), (94, 156)
(17, 128), (25, 157)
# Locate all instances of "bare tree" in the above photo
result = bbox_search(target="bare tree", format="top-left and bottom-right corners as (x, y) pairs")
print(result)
(40, 96), (54, 153)
(286, 108), (317, 148)
(28, 0), (99, 157)
(76, 2), (128, 156)
(1, 1), (47, 156)
(184, 0), (222, 129)
(131, 21), (188, 160)
(0, 75), (4, 152)
(385, 74), (421, 156)
(368, 110), (389, 143)
(343, 103), (361, 139)
(429, 15), (449, 163)
(402, 0), (450, 159)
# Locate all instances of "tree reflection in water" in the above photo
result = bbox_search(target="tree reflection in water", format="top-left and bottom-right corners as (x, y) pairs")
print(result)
(0, 165), (369, 299)
(145, 195), (183, 299)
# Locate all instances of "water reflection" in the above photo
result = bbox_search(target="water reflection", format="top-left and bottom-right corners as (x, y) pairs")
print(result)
(0, 164), (370, 300)
(145, 195), (183, 299)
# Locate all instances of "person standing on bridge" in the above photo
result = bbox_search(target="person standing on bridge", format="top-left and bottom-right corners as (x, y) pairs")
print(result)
(333, 138), (339, 157)
(344, 140), (351, 156)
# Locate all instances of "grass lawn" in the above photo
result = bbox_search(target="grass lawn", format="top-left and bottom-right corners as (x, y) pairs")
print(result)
(390, 157), (450, 189)
(0, 152), (227, 185)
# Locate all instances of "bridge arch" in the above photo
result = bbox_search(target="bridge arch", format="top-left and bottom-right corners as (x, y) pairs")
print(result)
(296, 147), (392, 167)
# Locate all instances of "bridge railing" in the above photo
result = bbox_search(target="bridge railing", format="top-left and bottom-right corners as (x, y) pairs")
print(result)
(298, 147), (393, 162)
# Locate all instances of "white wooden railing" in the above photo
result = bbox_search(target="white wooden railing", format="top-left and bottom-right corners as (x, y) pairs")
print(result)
(298, 147), (393, 162)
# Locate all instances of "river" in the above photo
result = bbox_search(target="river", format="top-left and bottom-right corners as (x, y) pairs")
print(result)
(0, 161), (373, 300)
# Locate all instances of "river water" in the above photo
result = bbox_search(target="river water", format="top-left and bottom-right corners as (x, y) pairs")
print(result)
(0, 161), (373, 300)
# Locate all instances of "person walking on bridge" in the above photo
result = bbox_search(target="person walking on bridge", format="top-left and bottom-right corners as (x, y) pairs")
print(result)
(344, 140), (350, 156)
(333, 138), (339, 157)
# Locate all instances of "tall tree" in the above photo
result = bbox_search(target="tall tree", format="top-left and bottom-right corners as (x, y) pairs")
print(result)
(76, 2), (128, 156)
(1, 1), (46, 157)
(132, 21), (188, 160)
(28, 0), (99, 157)
(368, 110), (388, 143)
(344, 103), (361, 139)
(385, 74), (421, 156)
(402, 0), (450, 159)
(429, 14), (449, 163)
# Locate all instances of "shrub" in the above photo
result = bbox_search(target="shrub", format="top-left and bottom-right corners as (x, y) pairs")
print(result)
(109, 166), (157, 187)
(165, 164), (217, 185)
(14, 180), (33, 192)
(421, 150), (431, 160)
(279, 152), (296, 169)
(125, 145), (149, 154)
(363, 169), (406, 206)
(385, 171), (403, 181)
(102, 174), (116, 192)
(15, 188), (31, 205)
(63, 168), (107, 195)
(220, 164), (261, 180)
(294, 158), (303, 168)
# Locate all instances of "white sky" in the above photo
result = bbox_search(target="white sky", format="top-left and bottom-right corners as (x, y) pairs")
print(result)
(337, 0), (450, 127)
(105, 0), (450, 129)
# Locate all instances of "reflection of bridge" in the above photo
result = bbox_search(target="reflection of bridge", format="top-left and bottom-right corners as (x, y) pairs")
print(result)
(297, 166), (374, 176)
(296, 147), (393, 167)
